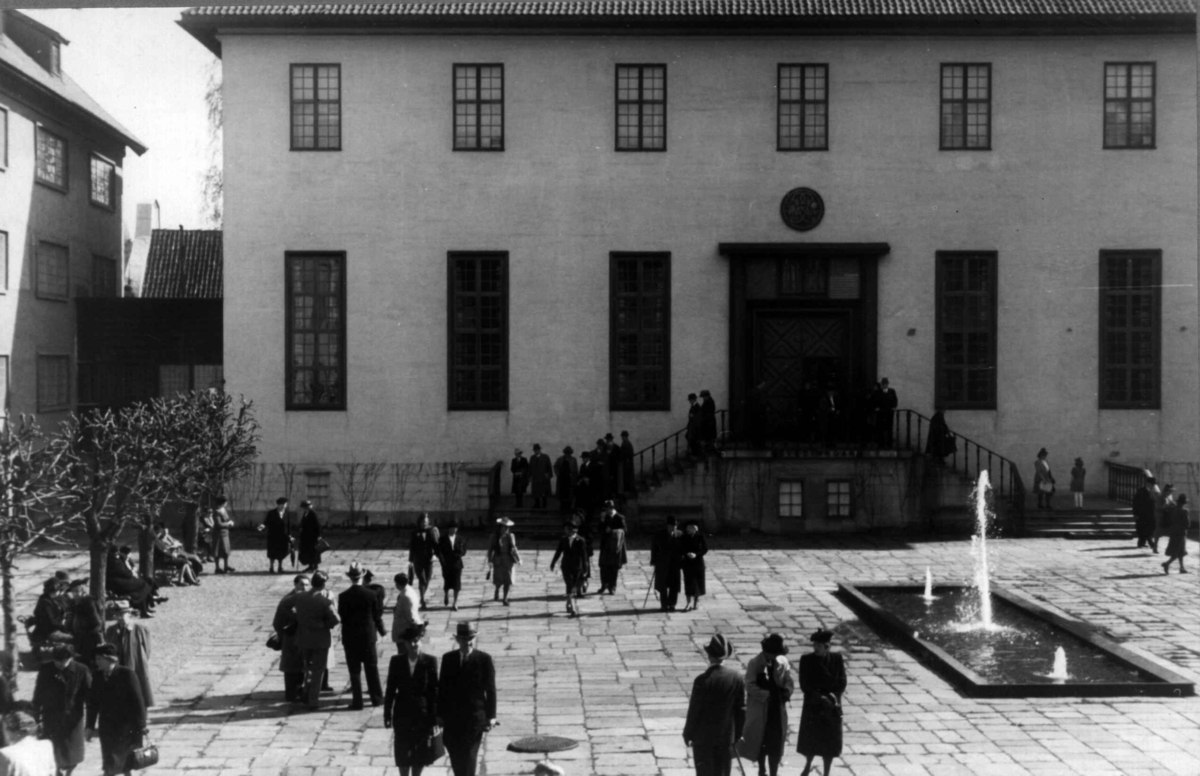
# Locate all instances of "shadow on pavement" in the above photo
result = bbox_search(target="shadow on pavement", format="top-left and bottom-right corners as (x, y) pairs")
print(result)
(1100, 573), (1174, 580)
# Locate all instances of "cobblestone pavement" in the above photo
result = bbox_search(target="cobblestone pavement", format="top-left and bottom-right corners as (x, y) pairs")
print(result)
(9, 531), (1200, 776)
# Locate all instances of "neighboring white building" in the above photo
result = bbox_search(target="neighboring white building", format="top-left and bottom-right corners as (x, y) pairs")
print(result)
(181, 2), (1199, 527)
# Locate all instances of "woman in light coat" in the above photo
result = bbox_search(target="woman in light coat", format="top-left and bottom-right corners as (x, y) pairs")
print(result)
(487, 518), (520, 605)
(738, 633), (794, 776)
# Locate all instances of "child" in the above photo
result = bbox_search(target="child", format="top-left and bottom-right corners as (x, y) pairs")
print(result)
(1070, 457), (1086, 510)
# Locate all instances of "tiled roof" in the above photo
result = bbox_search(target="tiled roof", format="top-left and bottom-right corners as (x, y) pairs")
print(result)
(142, 229), (223, 300)
(0, 29), (147, 156)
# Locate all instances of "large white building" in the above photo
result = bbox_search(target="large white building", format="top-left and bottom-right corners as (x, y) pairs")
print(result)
(181, 1), (1199, 529)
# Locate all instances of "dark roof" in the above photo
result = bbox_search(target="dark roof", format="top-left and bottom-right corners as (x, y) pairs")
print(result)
(180, 1), (1195, 54)
(0, 16), (147, 156)
(142, 229), (222, 299)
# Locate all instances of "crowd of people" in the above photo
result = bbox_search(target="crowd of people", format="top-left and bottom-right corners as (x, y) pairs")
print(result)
(1132, 474), (1192, 574)
(741, 379), (900, 451)
(511, 432), (638, 514)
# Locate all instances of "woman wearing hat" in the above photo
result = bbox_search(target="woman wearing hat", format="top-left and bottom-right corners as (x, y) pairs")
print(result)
(298, 500), (324, 573)
(796, 629), (846, 776)
(487, 518), (520, 606)
(739, 634), (794, 776)
(384, 624), (438, 776)
(550, 521), (589, 617)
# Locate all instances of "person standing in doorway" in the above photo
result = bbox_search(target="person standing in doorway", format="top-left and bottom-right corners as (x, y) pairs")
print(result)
(650, 515), (684, 612)
(528, 444), (553, 509)
(510, 449), (529, 508)
(553, 446), (578, 515)
(338, 562), (386, 710)
(409, 514), (440, 611)
(682, 634), (745, 776)
(437, 622), (497, 776)
(876, 378), (897, 449)
(796, 629), (847, 776)
(438, 521), (467, 611)
(259, 497), (294, 574)
(294, 571), (340, 710)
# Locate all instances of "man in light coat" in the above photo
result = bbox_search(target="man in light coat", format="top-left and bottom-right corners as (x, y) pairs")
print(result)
(103, 602), (153, 708)
(293, 571), (341, 710)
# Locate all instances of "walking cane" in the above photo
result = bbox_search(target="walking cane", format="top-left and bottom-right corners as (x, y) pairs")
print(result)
(642, 568), (657, 609)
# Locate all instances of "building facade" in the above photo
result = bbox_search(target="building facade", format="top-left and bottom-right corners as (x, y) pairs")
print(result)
(182, 3), (1199, 526)
(0, 10), (146, 423)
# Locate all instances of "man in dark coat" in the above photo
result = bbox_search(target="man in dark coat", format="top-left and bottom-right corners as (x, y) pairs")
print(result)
(876, 378), (898, 448)
(409, 514), (440, 611)
(650, 515), (684, 611)
(576, 452), (595, 516)
(437, 622), (497, 776)
(384, 625), (439, 773)
(510, 449), (529, 508)
(259, 497), (294, 574)
(700, 390), (717, 454)
(274, 574), (310, 703)
(297, 501), (324, 572)
(620, 431), (636, 498)
(550, 522), (590, 617)
(528, 444), (553, 509)
(338, 561), (387, 710)
(1133, 474), (1157, 549)
(86, 643), (146, 776)
(553, 446), (578, 515)
(683, 634), (745, 776)
(33, 644), (90, 775)
(438, 522), (468, 611)
(598, 511), (628, 596)
(686, 393), (702, 455)
(590, 440), (610, 513)
(294, 571), (341, 710)
(605, 433), (622, 500)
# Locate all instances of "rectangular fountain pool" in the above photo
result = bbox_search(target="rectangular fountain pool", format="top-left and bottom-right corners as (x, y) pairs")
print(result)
(839, 581), (1195, 698)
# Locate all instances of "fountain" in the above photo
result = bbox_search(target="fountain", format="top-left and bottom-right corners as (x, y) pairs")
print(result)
(836, 471), (1195, 698)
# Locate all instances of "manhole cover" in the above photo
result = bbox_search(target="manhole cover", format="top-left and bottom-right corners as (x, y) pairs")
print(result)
(508, 735), (579, 754)
(744, 604), (783, 612)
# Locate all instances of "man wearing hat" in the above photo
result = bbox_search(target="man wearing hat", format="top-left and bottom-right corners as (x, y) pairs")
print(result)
(650, 515), (684, 611)
(409, 514), (440, 611)
(274, 574), (310, 703)
(739, 634), (794, 776)
(32, 644), (91, 775)
(338, 562), (387, 710)
(104, 601), (154, 707)
(528, 444), (553, 510)
(553, 446), (578, 515)
(259, 497), (295, 574)
(686, 393), (702, 456)
(293, 570), (341, 710)
(1133, 473), (1158, 550)
(683, 633), (745, 776)
(86, 643), (146, 776)
(437, 622), (497, 776)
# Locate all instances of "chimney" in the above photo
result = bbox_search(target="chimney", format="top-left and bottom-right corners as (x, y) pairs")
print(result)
(135, 203), (153, 239)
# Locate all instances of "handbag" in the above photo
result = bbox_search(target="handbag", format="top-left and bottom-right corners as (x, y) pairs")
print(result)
(315, 538), (331, 554)
(424, 729), (446, 765)
(126, 742), (159, 771)
(1039, 481), (1054, 494)
(266, 632), (282, 651)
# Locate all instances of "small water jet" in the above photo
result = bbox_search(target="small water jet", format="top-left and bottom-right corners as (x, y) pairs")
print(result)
(922, 567), (937, 602)
(972, 471), (994, 629)
(1046, 647), (1070, 683)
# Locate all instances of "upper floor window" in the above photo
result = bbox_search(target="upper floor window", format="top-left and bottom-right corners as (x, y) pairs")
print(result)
(610, 253), (670, 410)
(35, 126), (67, 189)
(454, 64), (504, 151)
(448, 252), (508, 410)
(1104, 63), (1155, 149)
(37, 355), (70, 412)
(1099, 250), (1160, 408)
(940, 64), (991, 150)
(286, 253), (346, 409)
(36, 241), (69, 301)
(92, 255), (117, 298)
(291, 64), (341, 151)
(90, 154), (115, 209)
(616, 64), (666, 151)
(935, 251), (997, 409)
(778, 64), (828, 151)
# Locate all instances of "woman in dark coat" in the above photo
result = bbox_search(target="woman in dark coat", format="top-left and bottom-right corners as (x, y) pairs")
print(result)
(510, 449), (529, 508)
(925, 410), (956, 463)
(550, 522), (590, 617)
(680, 520), (708, 612)
(31, 579), (70, 647)
(104, 547), (154, 617)
(384, 625), (439, 776)
(686, 393), (702, 455)
(260, 498), (294, 574)
(1161, 494), (1190, 574)
(437, 521), (467, 610)
(33, 644), (91, 774)
(597, 513), (627, 595)
(297, 501), (323, 572)
(1133, 475), (1157, 549)
(797, 629), (847, 776)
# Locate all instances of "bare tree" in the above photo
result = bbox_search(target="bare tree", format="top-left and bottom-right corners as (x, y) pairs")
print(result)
(388, 463), (418, 525)
(0, 415), (71, 688)
(226, 462), (268, 522)
(277, 464), (298, 515)
(335, 462), (386, 528)
(201, 61), (223, 228)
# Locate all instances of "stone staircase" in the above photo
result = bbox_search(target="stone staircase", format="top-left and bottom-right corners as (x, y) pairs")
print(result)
(1022, 507), (1136, 539)
(490, 496), (577, 541)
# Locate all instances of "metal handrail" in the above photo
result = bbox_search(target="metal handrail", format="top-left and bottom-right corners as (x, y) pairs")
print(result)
(632, 410), (728, 488)
(1105, 461), (1147, 504)
(486, 460), (503, 520)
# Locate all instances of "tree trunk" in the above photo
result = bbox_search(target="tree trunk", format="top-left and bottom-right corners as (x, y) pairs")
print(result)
(138, 521), (155, 581)
(89, 535), (108, 614)
(1, 556), (18, 692)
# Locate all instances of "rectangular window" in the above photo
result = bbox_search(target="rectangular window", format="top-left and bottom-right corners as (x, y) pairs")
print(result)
(1099, 250), (1160, 408)
(935, 251), (998, 409)
(1104, 63), (1155, 149)
(291, 64), (341, 151)
(454, 64), (504, 151)
(92, 255), (117, 298)
(610, 253), (670, 410)
(194, 365), (224, 391)
(36, 241), (69, 301)
(616, 64), (666, 151)
(1, 231), (7, 293)
(90, 154), (115, 209)
(286, 253), (347, 410)
(448, 252), (508, 410)
(779, 481), (804, 519)
(778, 64), (828, 151)
(159, 365), (189, 398)
(826, 480), (853, 518)
(37, 355), (69, 412)
(305, 470), (331, 511)
(35, 126), (67, 189)
(940, 64), (991, 150)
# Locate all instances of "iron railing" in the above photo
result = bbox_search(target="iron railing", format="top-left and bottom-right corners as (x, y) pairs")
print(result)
(892, 409), (1026, 530)
(633, 410), (728, 488)
(486, 460), (503, 520)
(1105, 461), (1147, 504)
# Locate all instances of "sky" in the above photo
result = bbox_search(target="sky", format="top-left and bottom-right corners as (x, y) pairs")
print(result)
(19, 7), (219, 232)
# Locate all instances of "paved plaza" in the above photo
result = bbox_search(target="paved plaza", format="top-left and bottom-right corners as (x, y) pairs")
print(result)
(10, 530), (1200, 776)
